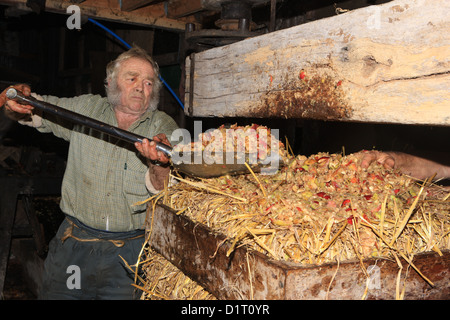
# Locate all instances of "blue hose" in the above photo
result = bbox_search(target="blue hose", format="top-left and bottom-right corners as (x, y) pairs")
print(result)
(88, 18), (185, 110)
(88, 18), (132, 50)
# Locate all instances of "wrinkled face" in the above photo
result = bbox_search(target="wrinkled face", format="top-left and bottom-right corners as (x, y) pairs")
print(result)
(114, 57), (156, 115)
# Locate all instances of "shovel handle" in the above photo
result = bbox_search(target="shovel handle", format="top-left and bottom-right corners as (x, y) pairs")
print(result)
(6, 88), (173, 157)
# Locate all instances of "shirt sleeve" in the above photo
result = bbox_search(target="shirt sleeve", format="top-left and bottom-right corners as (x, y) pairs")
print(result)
(35, 94), (101, 142)
(144, 169), (177, 194)
(142, 110), (180, 194)
(16, 93), (44, 128)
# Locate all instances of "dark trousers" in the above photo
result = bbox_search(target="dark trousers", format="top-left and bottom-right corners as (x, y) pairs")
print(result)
(39, 216), (145, 300)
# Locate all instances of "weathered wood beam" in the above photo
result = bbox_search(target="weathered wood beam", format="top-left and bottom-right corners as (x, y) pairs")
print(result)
(167, 0), (203, 18)
(120, 0), (164, 12)
(153, 52), (180, 67)
(185, 0), (450, 126)
(0, 0), (196, 31)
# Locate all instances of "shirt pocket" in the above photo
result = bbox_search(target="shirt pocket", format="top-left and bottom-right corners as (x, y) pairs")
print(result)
(123, 167), (149, 214)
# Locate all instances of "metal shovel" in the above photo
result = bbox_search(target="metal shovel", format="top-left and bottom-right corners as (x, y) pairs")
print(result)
(6, 88), (282, 178)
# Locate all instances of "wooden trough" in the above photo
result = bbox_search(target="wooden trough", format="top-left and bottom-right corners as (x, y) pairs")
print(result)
(147, 203), (449, 300)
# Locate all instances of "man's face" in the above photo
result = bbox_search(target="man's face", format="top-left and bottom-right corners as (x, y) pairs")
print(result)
(114, 57), (155, 115)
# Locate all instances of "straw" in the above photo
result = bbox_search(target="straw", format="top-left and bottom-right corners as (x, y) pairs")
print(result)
(244, 162), (268, 199)
(390, 182), (425, 246)
(171, 174), (248, 202)
(135, 150), (449, 299)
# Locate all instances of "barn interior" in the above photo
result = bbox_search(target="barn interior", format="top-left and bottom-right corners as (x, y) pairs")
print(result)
(0, 0), (448, 300)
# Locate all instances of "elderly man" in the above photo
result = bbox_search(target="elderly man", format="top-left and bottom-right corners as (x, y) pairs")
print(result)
(0, 46), (179, 299)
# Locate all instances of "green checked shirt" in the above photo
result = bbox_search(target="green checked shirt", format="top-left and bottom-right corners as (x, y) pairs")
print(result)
(33, 94), (179, 232)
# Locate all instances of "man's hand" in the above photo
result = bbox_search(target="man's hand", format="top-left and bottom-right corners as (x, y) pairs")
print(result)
(0, 84), (34, 114)
(360, 150), (396, 170)
(134, 133), (171, 164)
(136, 133), (171, 191)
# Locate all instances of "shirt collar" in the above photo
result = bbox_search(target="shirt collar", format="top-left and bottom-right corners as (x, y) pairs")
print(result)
(103, 98), (156, 128)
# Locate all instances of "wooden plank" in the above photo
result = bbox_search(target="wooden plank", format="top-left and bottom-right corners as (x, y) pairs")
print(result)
(0, 0), (194, 31)
(153, 52), (180, 67)
(20, 196), (47, 257)
(0, 176), (62, 297)
(167, 0), (203, 18)
(0, 180), (20, 297)
(148, 204), (450, 299)
(120, 0), (163, 12)
(185, 0), (450, 125)
(202, 0), (273, 10)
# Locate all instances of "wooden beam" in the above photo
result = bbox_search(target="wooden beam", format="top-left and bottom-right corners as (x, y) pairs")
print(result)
(185, 0), (450, 126)
(0, 0), (195, 31)
(120, 0), (164, 12)
(153, 52), (180, 67)
(0, 180), (20, 297)
(167, 0), (203, 18)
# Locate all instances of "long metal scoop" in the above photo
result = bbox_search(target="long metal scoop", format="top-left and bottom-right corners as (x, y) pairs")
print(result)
(6, 88), (282, 178)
